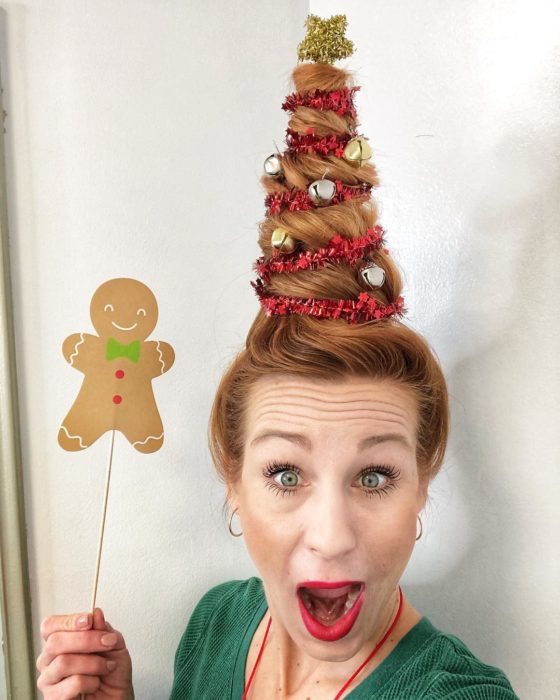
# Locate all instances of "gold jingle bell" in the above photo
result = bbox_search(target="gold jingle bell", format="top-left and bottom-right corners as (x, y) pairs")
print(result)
(264, 154), (283, 178)
(271, 227), (297, 253)
(343, 137), (372, 167)
(360, 263), (385, 288)
(308, 178), (337, 206)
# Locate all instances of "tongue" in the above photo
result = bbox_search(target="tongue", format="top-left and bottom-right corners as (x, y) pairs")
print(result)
(309, 592), (347, 623)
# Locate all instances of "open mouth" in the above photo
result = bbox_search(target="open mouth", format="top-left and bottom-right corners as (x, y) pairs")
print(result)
(297, 581), (365, 642)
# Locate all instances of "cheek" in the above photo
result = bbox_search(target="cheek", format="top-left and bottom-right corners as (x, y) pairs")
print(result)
(367, 508), (417, 576)
(239, 501), (296, 575)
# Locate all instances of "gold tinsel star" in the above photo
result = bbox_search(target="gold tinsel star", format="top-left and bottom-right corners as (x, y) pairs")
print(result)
(297, 14), (355, 65)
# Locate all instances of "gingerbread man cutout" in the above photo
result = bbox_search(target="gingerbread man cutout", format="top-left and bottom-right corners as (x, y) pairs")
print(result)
(58, 278), (175, 453)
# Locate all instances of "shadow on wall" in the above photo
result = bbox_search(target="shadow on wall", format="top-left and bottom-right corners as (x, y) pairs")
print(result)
(408, 121), (560, 697)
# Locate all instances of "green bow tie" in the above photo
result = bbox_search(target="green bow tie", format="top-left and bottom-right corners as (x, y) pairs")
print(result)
(106, 338), (141, 363)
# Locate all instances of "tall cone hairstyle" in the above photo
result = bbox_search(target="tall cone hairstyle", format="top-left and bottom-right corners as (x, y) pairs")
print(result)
(209, 15), (449, 486)
(251, 13), (405, 324)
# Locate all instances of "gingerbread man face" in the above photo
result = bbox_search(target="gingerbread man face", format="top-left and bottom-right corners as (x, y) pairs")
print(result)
(59, 277), (175, 453)
(90, 278), (158, 343)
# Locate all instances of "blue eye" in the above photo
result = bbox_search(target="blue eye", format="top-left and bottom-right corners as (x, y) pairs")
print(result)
(274, 470), (299, 488)
(360, 472), (386, 489)
(263, 461), (301, 496)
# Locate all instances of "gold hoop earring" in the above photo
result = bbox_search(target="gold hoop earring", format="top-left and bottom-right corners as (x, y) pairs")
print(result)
(415, 514), (423, 541)
(228, 508), (243, 538)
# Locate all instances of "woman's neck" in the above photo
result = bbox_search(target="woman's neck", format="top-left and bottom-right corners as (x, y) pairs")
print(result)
(251, 589), (422, 698)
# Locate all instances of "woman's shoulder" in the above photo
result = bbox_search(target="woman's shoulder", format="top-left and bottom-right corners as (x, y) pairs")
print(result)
(187, 576), (265, 629)
(172, 577), (264, 674)
(385, 618), (519, 699)
(195, 576), (264, 610)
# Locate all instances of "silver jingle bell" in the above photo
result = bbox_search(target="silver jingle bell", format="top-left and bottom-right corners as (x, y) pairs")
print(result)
(308, 178), (337, 206)
(361, 263), (385, 288)
(264, 154), (283, 178)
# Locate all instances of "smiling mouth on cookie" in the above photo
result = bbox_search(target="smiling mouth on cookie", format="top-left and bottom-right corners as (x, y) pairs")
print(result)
(111, 321), (138, 331)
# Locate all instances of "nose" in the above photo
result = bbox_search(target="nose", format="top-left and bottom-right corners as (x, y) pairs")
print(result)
(302, 486), (357, 561)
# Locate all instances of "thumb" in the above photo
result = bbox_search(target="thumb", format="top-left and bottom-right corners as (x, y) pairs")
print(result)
(92, 607), (107, 630)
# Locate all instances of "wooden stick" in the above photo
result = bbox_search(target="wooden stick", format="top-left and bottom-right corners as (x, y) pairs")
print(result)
(80, 429), (116, 700)
(90, 428), (116, 614)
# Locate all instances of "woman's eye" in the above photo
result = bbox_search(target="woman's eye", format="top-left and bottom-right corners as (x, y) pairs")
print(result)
(273, 470), (299, 488)
(360, 472), (387, 489)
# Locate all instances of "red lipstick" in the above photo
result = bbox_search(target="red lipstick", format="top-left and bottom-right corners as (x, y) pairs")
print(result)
(297, 580), (365, 642)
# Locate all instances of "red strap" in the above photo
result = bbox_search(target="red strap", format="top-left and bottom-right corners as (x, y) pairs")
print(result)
(242, 614), (272, 700)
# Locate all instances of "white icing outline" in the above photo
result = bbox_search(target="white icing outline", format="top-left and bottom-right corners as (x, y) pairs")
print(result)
(133, 432), (164, 448)
(155, 341), (165, 374)
(111, 321), (138, 331)
(137, 308), (147, 316)
(69, 333), (85, 366)
(60, 425), (87, 449)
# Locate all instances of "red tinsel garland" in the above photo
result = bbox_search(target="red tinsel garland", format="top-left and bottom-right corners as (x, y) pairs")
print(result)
(285, 127), (357, 156)
(251, 279), (405, 324)
(254, 227), (385, 282)
(265, 179), (372, 215)
(282, 86), (360, 119)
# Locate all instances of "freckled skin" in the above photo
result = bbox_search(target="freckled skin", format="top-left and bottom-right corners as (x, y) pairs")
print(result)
(229, 375), (429, 698)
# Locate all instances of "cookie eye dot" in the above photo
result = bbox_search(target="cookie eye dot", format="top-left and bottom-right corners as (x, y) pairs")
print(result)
(137, 308), (147, 317)
(104, 304), (114, 313)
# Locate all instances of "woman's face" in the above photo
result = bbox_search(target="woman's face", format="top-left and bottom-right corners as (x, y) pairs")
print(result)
(229, 374), (428, 661)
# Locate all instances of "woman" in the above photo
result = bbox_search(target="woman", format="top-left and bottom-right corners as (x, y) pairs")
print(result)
(36, 15), (518, 699)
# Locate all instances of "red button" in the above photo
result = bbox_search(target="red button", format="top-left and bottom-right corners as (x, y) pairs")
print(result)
(113, 395), (122, 404)
(115, 370), (125, 379)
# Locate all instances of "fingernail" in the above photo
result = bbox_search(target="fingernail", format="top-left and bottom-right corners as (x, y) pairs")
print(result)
(77, 614), (90, 628)
(107, 660), (117, 672)
(101, 633), (118, 647)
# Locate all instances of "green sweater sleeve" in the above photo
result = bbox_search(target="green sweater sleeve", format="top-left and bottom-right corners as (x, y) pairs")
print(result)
(173, 580), (240, 675)
(418, 633), (519, 699)
(170, 578), (266, 699)
(174, 581), (246, 676)
(421, 676), (519, 699)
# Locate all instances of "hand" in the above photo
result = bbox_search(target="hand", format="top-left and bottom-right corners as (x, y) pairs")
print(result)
(37, 608), (132, 699)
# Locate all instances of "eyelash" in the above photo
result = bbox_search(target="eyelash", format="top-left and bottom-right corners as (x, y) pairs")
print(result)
(262, 461), (401, 499)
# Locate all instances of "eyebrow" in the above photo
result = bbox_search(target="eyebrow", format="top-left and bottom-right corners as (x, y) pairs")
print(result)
(249, 430), (412, 451)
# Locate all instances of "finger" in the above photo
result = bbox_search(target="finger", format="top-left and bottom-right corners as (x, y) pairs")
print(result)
(41, 629), (126, 666)
(40, 613), (92, 641)
(92, 607), (106, 631)
(41, 673), (101, 698)
(39, 653), (115, 686)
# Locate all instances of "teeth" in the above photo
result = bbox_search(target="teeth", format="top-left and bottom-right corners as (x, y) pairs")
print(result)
(300, 585), (361, 621)
(344, 587), (359, 612)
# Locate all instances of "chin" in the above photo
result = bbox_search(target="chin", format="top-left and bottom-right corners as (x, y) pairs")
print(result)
(292, 622), (366, 663)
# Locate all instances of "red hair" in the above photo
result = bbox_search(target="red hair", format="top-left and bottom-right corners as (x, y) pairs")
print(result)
(208, 62), (449, 485)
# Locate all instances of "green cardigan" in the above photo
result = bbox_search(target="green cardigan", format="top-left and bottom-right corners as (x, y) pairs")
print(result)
(170, 577), (518, 699)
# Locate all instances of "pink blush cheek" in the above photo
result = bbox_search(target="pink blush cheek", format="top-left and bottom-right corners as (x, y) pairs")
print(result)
(241, 511), (294, 579)
(241, 517), (305, 632)
(368, 521), (418, 585)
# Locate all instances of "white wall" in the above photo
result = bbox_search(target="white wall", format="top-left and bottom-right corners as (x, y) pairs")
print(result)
(0, 0), (307, 696)
(0, 0), (558, 698)
(311, 1), (559, 698)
